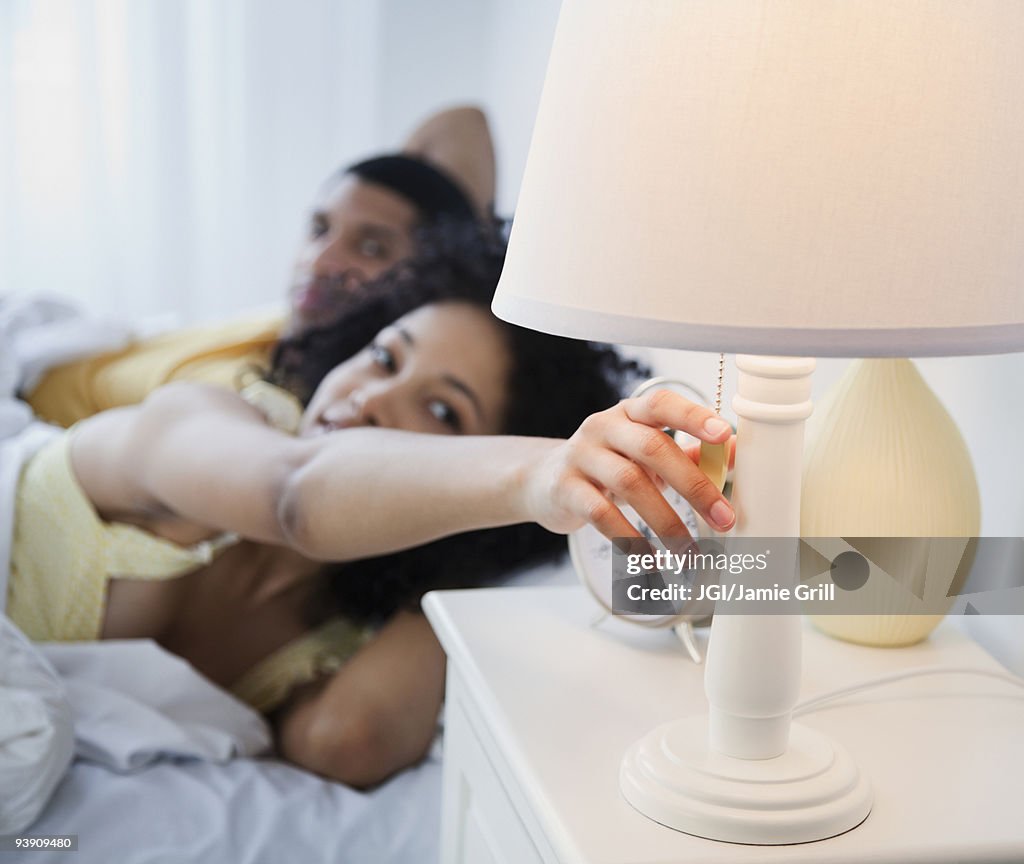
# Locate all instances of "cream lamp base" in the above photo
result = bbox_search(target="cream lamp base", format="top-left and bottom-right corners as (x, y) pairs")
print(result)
(801, 358), (982, 648)
(620, 715), (872, 845)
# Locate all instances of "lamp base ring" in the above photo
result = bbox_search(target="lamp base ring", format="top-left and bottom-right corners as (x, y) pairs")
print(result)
(620, 715), (872, 845)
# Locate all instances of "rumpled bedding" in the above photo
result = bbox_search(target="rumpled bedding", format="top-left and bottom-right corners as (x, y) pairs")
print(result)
(0, 294), (130, 832)
(1, 294), (269, 833)
(39, 639), (272, 772)
(0, 614), (74, 834)
(0, 617), (272, 834)
(1, 612), (443, 864)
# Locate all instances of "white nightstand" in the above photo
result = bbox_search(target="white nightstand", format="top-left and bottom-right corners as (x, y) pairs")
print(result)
(423, 585), (1024, 864)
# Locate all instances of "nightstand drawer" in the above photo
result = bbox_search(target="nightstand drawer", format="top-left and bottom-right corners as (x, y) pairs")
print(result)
(440, 667), (547, 864)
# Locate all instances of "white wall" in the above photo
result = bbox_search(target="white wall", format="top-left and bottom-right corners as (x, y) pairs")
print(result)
(482, 0), (563, 213)
(374, 0), (490, 146)
(368, 0), (562, 213)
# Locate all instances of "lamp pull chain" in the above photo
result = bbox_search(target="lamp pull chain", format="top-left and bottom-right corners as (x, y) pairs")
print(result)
(715, 352), (724, 414)
(698, 353), (729, 494)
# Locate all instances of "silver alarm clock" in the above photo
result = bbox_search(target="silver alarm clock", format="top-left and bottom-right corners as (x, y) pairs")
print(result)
(567, 377), (721, 663)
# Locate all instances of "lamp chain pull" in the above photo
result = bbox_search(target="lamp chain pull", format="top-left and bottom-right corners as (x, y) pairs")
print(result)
(697, 354), (729, 493)
(715, 353), (725, 415)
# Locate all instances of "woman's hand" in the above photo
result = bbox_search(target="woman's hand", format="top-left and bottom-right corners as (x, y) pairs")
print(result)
(521, 389), (736, 542)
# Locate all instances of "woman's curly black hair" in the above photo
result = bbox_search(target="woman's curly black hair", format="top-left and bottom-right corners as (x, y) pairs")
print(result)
(268, 220), (649, 626)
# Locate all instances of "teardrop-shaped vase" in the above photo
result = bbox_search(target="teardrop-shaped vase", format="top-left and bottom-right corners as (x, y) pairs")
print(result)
(801, 359), (980, 646)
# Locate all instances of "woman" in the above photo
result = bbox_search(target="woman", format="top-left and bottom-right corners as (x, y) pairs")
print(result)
(7, 242), (736, 788)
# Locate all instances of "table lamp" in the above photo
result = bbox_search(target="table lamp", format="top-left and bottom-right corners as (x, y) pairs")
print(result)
(492, 0), (1024, 846)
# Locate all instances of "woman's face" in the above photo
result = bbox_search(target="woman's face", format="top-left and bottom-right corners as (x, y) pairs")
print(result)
(299, 302), (512, 438)
(288, 176), (418, 334)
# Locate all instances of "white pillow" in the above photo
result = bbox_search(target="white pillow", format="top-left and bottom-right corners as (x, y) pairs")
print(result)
(0, 614), (74, 833)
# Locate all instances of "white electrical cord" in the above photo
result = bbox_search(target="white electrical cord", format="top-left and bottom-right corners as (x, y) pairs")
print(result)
(793, 666), (1024, 718)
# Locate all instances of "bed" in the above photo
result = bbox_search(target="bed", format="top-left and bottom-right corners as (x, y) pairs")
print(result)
(3, 563), (576, 864)
(0, 610), (442, 864)
(24, 747), (443, 864)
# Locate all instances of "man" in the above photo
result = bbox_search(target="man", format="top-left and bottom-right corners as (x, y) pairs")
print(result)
(27, 106), (496, 427)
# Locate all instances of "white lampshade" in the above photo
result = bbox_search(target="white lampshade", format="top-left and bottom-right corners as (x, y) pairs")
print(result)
(494, 0), (1024, 357)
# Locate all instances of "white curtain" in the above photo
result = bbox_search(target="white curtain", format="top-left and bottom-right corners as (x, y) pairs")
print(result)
(0, 0), (383, 325)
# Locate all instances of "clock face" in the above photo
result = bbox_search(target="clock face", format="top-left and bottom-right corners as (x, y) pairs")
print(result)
(569, 377), (722, 630)
(568, 481), (712, 629)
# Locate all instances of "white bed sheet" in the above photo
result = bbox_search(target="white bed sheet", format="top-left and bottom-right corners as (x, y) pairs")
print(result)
(10, 563), (577, 864)
(18, 749), (442, 864)
(5, 631), (443, 864)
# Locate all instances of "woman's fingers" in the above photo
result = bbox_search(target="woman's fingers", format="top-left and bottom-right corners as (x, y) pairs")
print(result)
(552, 390), (738, 542)
(601, 418), (736, 532)
(558, 476), (643, 541)
(571, 445), (694, 544)
(623, 389), (731, 443)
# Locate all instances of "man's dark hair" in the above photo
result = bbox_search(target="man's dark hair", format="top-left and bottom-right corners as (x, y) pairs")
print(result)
(345, 154), (478, 224)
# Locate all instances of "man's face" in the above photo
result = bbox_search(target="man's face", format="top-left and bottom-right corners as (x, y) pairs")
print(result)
(288, 176), (418, 333)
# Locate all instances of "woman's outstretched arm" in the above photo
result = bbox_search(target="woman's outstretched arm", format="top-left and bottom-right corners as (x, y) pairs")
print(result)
(69, 381), (548, 555)
(70, 381), (735, 560)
